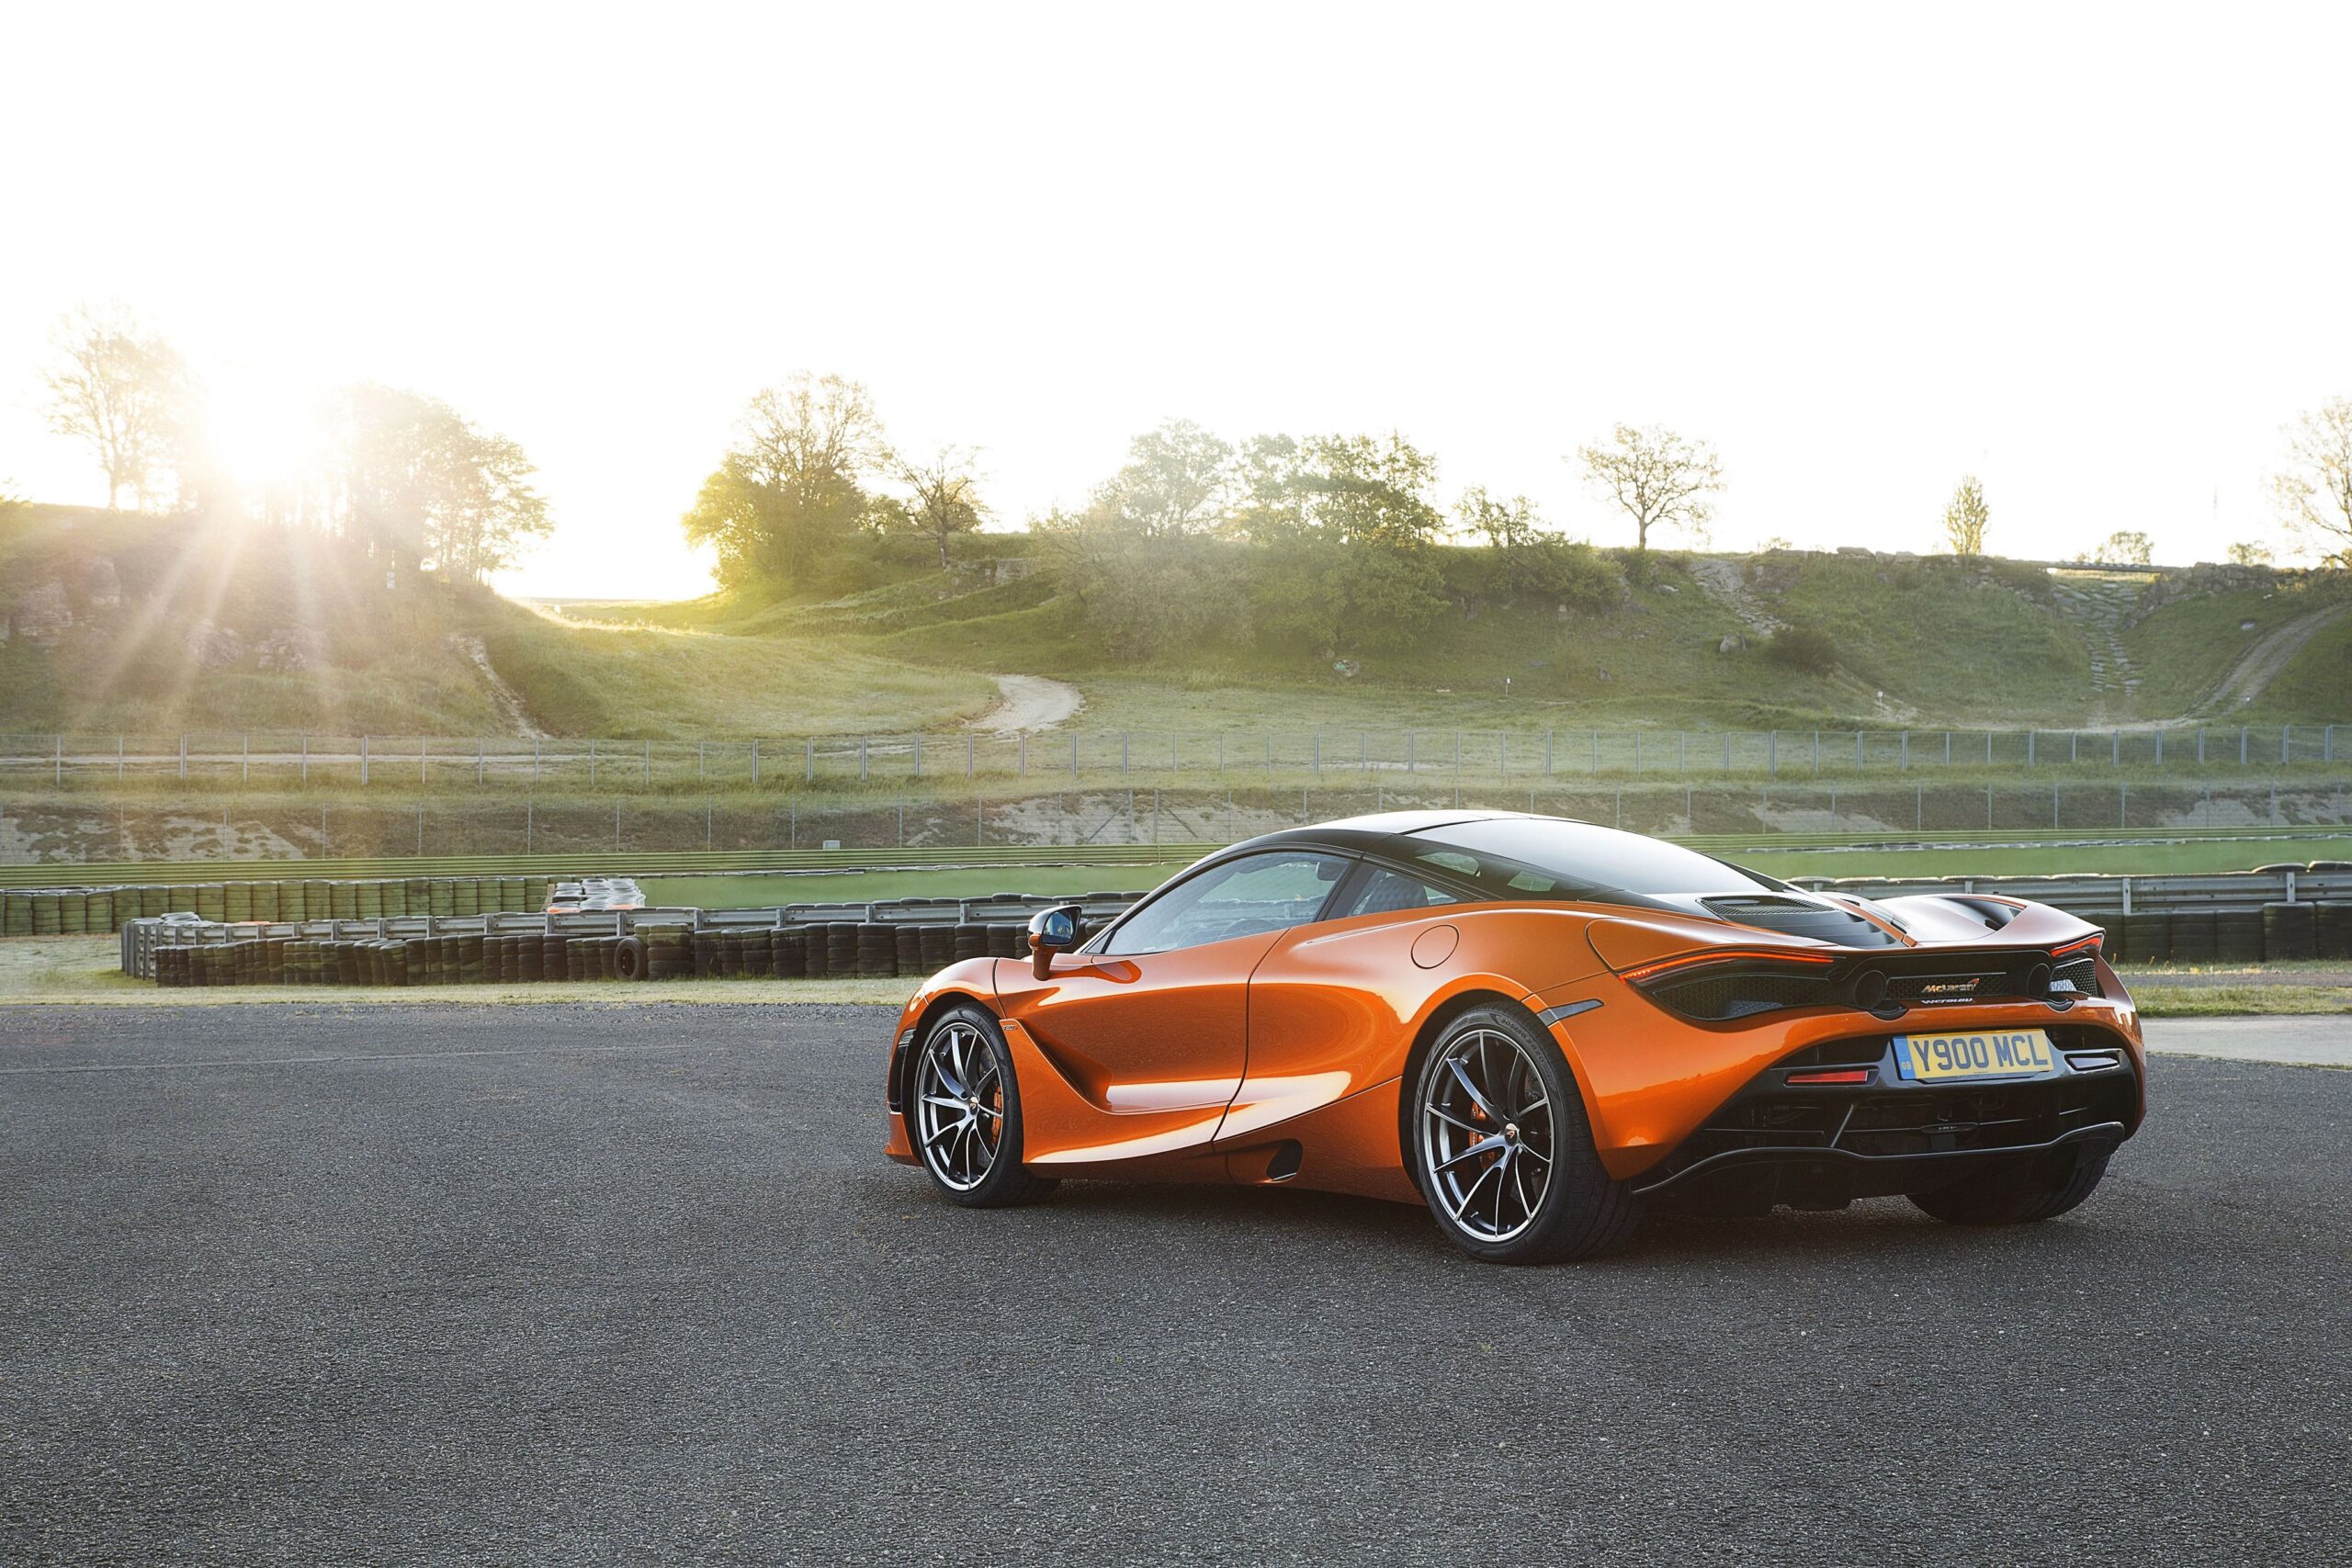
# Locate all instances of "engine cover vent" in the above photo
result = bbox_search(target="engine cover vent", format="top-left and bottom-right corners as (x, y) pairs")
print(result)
(1701, 896), (1901, 949)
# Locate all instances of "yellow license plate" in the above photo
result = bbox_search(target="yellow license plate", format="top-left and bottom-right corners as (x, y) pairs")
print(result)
(1894, 1029), (2056, 1081)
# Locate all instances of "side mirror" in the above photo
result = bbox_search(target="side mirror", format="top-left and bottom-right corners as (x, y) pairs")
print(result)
(1028, 905), (1084, 979)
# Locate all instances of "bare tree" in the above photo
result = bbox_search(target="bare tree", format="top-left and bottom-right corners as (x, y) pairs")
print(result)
(1942, 475), (1989, 556)
(1574, 423), (1722, 550)
(2270, 397), (2352, 567)
(40, 301), (186, 510)
(897, 445), (989, 569)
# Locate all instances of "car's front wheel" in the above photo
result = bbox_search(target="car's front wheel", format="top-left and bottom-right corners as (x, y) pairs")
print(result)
(1411, 1006), (1639, 1263)
(911, 1005), (1058, 1208)
(1907, 1144), (2110, 1224)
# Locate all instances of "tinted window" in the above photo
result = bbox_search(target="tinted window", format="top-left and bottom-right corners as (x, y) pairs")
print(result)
(1335, 865), (1461, 919)
(1100, 852), (1351, 955)
(1404, 818), (1774, 903)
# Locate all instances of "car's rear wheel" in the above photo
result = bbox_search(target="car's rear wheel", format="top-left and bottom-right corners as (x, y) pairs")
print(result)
(912, 1005), (1057, 1208)
(1411, 1006), (1639, 1263)
(1907, 1144), (2110, 1224)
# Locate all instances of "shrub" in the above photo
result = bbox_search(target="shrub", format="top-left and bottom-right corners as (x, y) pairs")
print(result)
(1762, 625), (1838, 673)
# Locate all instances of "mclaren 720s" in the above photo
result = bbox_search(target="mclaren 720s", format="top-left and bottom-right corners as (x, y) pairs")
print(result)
(882, 812), (2144, 1263)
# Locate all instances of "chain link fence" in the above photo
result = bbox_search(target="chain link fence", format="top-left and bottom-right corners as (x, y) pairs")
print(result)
(2, 722), (2346, 792)
(6, 779), (2349, 865)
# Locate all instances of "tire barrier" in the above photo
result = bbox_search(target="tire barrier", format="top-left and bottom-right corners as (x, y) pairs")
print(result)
(138, 911), (1047, 989)
(2, 876), (556, 935)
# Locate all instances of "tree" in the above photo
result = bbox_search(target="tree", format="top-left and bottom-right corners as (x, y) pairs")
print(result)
(2079, 530), (2154, 566)
(2226, 541), (2273, 567)
(1574, 423), (1723, 550)
(1458, 487), (1556, 595)
(1942, 475), (1989, 556)
(897, 445), (988, 568)
(681, 373), (886, 586)
(2269, 397), (2352, 567)
(312, 384), (549, 583)
(40, 302), (187, 511)
(1087, 420), (1235, 538)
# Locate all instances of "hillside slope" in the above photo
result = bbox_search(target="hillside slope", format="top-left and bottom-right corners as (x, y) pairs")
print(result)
(6, 501), (2342, 739)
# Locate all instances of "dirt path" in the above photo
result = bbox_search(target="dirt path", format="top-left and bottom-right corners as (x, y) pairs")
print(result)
(971, 674), (1084, 734)
(1687, 558), (1784, 637)
(2203, 603), (2348, 714)
(448, 635), (548, 739)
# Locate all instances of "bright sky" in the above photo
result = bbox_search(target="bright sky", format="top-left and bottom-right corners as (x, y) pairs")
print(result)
(3, 2), (2348, 597)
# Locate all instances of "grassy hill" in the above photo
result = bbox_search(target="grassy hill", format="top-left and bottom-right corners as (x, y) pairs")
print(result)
(5, 501), (2346, 740)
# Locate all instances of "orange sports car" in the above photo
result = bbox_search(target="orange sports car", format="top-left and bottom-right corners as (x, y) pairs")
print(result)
(882, 812), (2144, 1263)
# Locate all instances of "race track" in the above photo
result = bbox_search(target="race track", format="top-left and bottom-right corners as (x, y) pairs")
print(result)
(2, 1005), (2346, 1565)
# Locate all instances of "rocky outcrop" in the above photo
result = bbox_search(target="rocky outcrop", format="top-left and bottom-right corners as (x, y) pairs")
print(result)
(184, 620), (245, 668)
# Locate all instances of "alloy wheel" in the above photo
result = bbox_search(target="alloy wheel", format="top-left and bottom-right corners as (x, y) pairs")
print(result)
(1422, 1027), (1555, 1241)
(914, 1021), (1004, 1190)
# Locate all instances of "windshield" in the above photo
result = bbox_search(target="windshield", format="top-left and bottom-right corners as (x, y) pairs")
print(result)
(1401, 818), (1777, 904)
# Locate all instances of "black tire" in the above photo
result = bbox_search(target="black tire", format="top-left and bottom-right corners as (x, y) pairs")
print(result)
(1908, 1143), (2111, 1224)
(612, 936), (649, 981)
(910, 1005), (1058, 1208)
(1408, 1005), (1639, 1264)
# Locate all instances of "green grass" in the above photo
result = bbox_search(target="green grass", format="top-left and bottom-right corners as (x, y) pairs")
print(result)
(639, 864), (1175, 909)
(2122, 573), (2352, 716)
(1739, 835), (2352, 880)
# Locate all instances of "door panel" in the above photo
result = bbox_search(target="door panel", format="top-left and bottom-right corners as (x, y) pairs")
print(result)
(1221, 910), (1451, 1141)
(994, 932), (1281, 1161)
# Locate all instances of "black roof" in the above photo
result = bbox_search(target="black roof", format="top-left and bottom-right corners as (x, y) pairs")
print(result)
(1219, 809), (1552, 861)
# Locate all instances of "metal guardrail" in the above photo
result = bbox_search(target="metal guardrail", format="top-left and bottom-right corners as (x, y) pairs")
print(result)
(118, 890), (1149, 979)
(116, 867), (2351, 979)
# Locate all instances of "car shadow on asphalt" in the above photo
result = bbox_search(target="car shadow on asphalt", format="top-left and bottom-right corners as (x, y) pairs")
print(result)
(910, 1174), (2121, 1268)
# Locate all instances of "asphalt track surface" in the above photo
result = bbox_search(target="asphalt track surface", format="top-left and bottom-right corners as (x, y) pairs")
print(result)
(2, 1005), (2346, 1566)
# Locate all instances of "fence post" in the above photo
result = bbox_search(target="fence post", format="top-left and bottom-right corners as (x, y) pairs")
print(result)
(1408, 733), (1417, 773)
(1498, 734), (1507, 777)
(56, 734), (64, 786)
(1019, 734), (1027, 777)
(1544, 730), (1555, 775)
(478, 739), (486, 786)
(2120, 779), (2127, 828)
(914, 735), (923, 779)
(1123, 732), (1131, 773)
(300, 733), (308, 784)
(2281, 725), (2291, 764)
(1855, 730), (1863, 769)
(1634, 732), (1642, 774)
(1944, 731), (1951, 765)
(2069, 731), (2077, 764)
(707, 796), (714, 849)
(1590, 730), (1598, 774)
(2111, 729), (2120, 766)
(177, 734), (187, 782)
(752, 739), (761, 787)
(1724, 732), (1732, 774)
(118, 734), (124, 782)
(2052, 780), (2060, 828)
(416, 802), (424, 854)
(1813, 731), (1820, 773)
(1361, 731), (1370, 772)
(534, 737), (541, 782)
(2027, 731), (2036, 767)
(360, 735), (369, 786)
(2154, 729), (2164, 765)
(1769, 731), (1776, 775)
(615, 799), (622, 852)
(1900, 732), (1908, 771)
(697, 740), (705, 782)
(967, 733), (975, 777)
(1272, 735), (1279, 774)
(526, 800), (533, 852)
(860, 735), (869, 783)
(1313, 731), (1322, 776)
(421, 737), (428, 784)
(1986, 784), (1993, 829)
(1917, 782), (1922, 830)
(643, 739), (650, 785)
(1074, 734), (1082, 778)
(977, 795), (984, 846)
(243, 735), (250, 783)
(2239, 726), (2248, 765)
